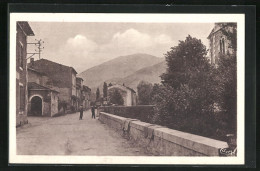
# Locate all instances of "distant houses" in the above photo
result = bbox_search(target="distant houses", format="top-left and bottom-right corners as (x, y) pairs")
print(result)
(16, 21), (35, 127)
(15, 21), (92, 122)
(108, 84), (137, 106)
(82, 85), (92, 109)
(76, 77), (91, 110)
(27, 58), (92, 115)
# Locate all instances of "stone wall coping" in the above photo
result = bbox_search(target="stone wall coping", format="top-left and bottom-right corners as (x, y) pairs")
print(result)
(153, 127), (228, 156)
(99, 112), (228, 156)
(101, 112), (126, 123)
(129, 120), (153, 131)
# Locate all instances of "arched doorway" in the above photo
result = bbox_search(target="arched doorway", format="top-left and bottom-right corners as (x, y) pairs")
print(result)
(31, 96), (42, 116)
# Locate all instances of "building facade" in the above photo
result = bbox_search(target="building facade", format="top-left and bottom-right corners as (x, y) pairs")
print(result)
(27, 67), (59, 117)
(76, 77), (83, 111)
(82, 85), (91, 109)
(16, 22), (34, 126)
(207, 23), (234, 65)
(28, 58), (77, 112)
(108, 84), (137, 106)
(28, 82), (59, 116)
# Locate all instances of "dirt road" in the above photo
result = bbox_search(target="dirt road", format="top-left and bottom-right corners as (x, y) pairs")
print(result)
(16, 109), (148, 156)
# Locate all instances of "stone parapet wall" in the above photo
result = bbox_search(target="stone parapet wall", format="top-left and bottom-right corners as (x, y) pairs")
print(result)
(99, 112), (229, 156)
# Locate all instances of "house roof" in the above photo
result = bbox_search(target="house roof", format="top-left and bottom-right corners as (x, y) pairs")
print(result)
(17, 22), (34, 36)
(83, 85), (91, 92)
(207, 23), (224, 39)
(108, 84), (136, 93)
(29, 58), (78, 74)
(28, 82), (59, 93)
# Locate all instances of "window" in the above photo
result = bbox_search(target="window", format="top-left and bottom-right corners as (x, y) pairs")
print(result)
(219, 40), (222, 53)
(19, 86), (25, 110)
(222, 38), (225, 54)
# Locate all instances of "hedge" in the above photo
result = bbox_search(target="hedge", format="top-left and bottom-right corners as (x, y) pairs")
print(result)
(99, 105), (155, 123)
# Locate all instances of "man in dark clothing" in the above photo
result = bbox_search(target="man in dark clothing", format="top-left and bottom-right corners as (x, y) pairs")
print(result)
(79, 105), (83, 120)
(91, 106), (96, 119)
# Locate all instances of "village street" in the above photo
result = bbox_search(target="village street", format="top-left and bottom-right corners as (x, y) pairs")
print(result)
(16, 109), (149, 156)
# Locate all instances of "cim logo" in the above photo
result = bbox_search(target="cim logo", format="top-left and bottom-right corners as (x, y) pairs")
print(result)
(219, 148), (237, 156)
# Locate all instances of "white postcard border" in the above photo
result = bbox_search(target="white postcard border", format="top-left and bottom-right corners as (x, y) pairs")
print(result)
(9, 13), (245, 165)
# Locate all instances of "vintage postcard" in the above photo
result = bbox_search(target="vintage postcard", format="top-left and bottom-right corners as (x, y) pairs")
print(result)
(9, 13), (245, 164)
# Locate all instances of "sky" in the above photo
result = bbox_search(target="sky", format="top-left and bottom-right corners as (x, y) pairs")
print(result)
(27, 22), (214, 73)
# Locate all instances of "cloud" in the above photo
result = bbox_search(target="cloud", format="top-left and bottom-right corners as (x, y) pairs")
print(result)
(101, 28), (176, 58)
(51, 35), (100, 72)
(154, 34), (173, 44)
(47, 30), (176, 72)
(111, 28), (153, 48)
(66, 34), (97, 51)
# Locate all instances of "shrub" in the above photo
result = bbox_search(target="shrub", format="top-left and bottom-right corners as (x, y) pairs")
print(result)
(70, 106), (76, 112)
(109, 89), (124, 105)
(137, 81), (153, 105)
(100, 105), (155, 123)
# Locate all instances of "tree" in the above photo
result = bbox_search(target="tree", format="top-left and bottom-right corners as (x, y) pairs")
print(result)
(161, 35), (211, 89)
(137, 81), (153, 105)
(152, 35), (220, 139)
(109, 89), (124, 105)
(96, 88), (100, 101)
(103, 82), (108, 98)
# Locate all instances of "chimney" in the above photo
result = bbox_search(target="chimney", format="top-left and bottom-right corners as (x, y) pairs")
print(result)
(30, 58), (34, 67)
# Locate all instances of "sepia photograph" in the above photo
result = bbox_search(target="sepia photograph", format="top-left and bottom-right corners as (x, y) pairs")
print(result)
(9, 13), (245, 165)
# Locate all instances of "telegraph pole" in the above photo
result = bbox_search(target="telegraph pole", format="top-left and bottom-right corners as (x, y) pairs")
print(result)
(27, 39), (44, 60)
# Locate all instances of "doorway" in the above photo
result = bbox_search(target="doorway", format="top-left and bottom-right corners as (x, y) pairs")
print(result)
(31, 96), (42, 116)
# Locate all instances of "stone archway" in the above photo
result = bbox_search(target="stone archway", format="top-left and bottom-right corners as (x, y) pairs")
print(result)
(31, 96), (42, 116)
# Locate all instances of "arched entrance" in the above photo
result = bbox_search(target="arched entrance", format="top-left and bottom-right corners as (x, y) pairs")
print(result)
(31, 96), (42, 116)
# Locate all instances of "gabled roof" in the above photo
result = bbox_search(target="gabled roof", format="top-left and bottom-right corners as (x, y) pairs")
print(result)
(29, 58), (78, 74)
(17, 22), (34, 36)
(28, 82), (59, 93)
(207, 23), (227, 39)
(108, 84), (136, 93)
(83, 85), (91, 92)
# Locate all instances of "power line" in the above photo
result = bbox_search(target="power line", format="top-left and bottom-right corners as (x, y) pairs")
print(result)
(26, 39), (44, 60)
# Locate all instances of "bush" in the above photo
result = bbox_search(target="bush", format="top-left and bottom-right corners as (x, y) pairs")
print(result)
(70, 106), (76, 112)
(100, 105), (155, 123)
(58, 101), (68, 112)
(137, 81), (153, 105)
(109, 89), (124, 105)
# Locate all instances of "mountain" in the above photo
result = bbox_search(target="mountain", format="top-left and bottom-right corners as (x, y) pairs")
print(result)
(118, 61), (167, 91)
(78, 53), (164, 90)
(94, 61), (167, 92)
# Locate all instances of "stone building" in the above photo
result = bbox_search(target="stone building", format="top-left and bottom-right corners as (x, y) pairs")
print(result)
(16, 21), (34, 126)
(75, 77), (92, 110)
(108, 84), (137, 106)
(28, 58), (77, 112)
(76, 77), (83, 110)
(207, 23), (234, 65)
(82, 85), (91, 109)
(27, 67), (59, 116)
(28, 82), (59, 116)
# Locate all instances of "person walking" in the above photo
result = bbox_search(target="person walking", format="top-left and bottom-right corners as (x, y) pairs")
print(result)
(79, 105), (83, 120)
(91, 105), (96, 119)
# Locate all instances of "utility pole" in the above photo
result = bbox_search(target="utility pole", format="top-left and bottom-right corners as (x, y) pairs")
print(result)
(26, 39), (44, 60)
